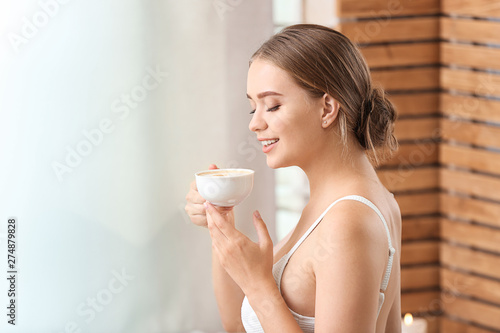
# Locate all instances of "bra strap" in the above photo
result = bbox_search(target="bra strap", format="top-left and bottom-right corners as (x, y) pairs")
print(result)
(284, 195), (356, 259)
(283, 195), (396, 293)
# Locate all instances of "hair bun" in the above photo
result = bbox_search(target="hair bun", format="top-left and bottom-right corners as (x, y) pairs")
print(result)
(363, 91), (375, 116)
(356, 86), (399, 165)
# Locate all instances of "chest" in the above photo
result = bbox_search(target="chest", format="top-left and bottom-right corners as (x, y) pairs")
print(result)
(272, 231), (321, 317)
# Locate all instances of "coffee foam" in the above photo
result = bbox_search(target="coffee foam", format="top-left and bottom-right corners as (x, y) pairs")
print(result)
(197, 170), (252, 177)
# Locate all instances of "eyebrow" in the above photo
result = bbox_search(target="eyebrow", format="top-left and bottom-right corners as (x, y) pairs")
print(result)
(246, 91), (283, 100)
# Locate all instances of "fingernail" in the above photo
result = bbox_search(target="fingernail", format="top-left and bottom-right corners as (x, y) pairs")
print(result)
(204, 202), (209, 209)
(254, 210), (261, 219)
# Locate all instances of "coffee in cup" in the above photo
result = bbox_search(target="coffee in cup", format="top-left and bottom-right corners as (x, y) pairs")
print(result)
(195, 168), (254, 207)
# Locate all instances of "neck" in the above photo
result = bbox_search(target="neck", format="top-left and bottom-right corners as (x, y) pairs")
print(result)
(299, 136), (378, 204)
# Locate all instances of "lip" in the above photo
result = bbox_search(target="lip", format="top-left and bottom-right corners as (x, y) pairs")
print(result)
(261, 139), (279, 153)
(258, 138), (279, 141)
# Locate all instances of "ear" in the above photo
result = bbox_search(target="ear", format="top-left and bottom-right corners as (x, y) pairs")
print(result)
(320, 93), (340, 128)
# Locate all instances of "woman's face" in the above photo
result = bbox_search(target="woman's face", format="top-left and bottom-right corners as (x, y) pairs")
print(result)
(247, 59), (327, 169)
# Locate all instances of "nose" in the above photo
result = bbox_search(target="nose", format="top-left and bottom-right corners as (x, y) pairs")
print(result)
(249, 109), (267, 132)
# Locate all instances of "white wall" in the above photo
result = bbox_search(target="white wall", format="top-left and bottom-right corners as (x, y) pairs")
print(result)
(0, 0), (273, 332)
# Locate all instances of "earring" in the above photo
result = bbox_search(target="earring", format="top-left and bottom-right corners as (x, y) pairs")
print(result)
(323, 121), (327, 124)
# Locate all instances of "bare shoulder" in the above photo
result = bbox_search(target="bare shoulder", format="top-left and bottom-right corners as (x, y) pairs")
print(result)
(320, 191), (400, 234)
(310, 195), (392, 270)
(315, 196), (391, 245)
(318, 192), (401, 251)
(310, 190), (401, 283)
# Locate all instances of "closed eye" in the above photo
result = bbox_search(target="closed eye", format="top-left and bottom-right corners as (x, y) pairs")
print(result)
(249, 105), (281, 115)
(267, 104), (281, 112)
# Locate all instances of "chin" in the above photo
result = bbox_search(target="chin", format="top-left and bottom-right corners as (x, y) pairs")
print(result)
(265, 157), (280, 169)
(266, 156), (292, 169)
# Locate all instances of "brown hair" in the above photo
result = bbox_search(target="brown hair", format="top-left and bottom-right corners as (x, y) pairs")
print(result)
(250, 24), (398, 167)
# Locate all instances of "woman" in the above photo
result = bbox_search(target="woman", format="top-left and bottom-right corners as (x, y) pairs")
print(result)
(185, 24), (402, 332)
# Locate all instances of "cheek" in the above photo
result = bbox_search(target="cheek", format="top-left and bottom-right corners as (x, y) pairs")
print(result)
(269, 113), (287, 133)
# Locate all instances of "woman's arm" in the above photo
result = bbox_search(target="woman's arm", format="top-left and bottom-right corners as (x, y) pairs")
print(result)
(212, 243), (246, 332)
(212, 212), (296, 332)
(245, 279), (304, 332)
(313, 201), (389, 332)
(385, 277), (402, 333)
(243, 227), (303, 332)
(206, 204), (304, 332)
(210, 208), (246, 332)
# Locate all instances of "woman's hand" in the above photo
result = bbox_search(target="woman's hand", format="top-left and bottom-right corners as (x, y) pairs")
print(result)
(185, 164), (234, 227)
(205, 201), (274, 295)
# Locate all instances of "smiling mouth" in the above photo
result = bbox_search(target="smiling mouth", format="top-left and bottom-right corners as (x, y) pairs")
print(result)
(261, 139), (279, 147)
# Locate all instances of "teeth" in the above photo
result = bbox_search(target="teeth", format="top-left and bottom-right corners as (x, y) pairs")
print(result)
(261, 139), (279, 146)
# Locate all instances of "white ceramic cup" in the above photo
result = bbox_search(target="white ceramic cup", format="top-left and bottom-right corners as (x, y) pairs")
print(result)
(195, 168), (254, 207)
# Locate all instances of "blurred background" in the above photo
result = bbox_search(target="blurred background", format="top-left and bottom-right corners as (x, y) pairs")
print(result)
(1, 0), (500, 332)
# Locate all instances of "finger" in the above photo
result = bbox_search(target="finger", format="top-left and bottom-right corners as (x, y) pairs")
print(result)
(209, 164), (218, 170)
(205, 202), (239, 238)
(186, 188), (206, 204)
(191, 215), (208, 227)
(253, 210), (272, 250)
(184, 203), (206, 217)
(206, 205), (228, 243)
(184, 203), (207, 226)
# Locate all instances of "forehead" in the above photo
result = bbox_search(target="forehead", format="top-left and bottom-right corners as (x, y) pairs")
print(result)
(247, 59), (298, 96)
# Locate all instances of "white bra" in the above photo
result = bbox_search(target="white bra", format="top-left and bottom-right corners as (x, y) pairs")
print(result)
(241, 195), (396, 332)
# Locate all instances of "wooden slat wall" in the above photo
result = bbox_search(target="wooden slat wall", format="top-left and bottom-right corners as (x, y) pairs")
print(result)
(339, 1), (440, 331)
(439, 1), (500, 331)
